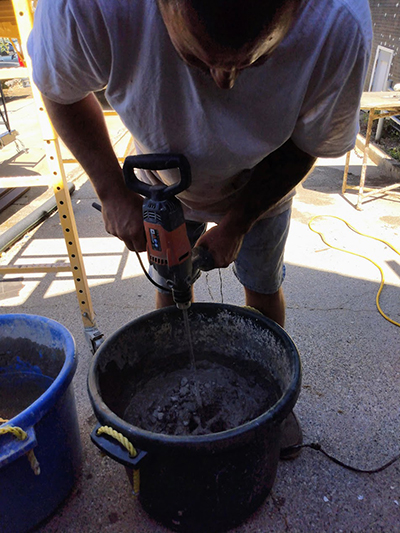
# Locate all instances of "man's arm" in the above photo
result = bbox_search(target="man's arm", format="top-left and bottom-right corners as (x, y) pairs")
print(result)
(43, 94), (146, 252)
(196, 139), (316, 268)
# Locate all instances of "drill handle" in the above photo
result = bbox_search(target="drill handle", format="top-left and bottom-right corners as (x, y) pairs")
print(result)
(123, 153), (192, 200)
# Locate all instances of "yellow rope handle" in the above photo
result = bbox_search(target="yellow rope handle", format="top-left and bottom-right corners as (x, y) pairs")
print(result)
(27, 450), (41, 475)
(96, 426), (140, 496)
(96, 425), (138, 457)
(0, 425), (26, 440)
(0, 426), (41, 475)
(308, 215), (400, 328)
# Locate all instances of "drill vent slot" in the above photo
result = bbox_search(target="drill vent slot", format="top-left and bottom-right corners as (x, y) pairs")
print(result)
(150, 255), (167, 265)
(144, 211), (162, 223)
(178, 252), (189, 262)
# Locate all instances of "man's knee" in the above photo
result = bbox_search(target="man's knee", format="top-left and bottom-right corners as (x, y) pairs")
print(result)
(244, 286), (286, 327)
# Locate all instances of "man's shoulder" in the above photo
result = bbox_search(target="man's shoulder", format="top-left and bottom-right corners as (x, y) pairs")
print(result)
(335, 0), (372, 31)
(296, 0), (372, 52)
(33, 0), (153, 50)
(319, 0), (372, 40)
(41, 0), (146, 20)
(65, 0), (145, 12)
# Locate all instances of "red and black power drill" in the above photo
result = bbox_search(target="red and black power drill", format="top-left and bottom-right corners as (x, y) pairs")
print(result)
(123, 154), (213, 309)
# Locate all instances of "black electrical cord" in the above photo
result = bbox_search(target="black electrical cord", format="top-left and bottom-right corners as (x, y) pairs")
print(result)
(286, 443), (400, 473)
(307, 216), (399, 473)
(133, 249), (173, 293)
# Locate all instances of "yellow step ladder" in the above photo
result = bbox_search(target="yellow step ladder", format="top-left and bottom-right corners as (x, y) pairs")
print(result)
(0, 0), (128, 352)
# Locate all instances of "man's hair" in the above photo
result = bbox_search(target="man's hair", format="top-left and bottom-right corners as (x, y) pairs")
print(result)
(159, 0), (298, 50)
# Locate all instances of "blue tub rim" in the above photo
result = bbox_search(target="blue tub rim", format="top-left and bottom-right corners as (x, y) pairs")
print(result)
(0, 313), (77, 434)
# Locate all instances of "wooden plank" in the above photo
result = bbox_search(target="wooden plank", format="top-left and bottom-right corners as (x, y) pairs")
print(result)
(0, 0), (22, 40)
(0, 129), (18, 147)
(360, 91), (400, 111)
(0, 186), (28, 212)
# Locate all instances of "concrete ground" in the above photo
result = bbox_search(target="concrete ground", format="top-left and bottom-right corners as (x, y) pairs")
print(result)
(1, 96), (399, 532)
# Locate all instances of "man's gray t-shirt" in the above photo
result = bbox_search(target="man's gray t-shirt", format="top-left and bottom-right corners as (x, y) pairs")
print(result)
(28, 0), (372, 222)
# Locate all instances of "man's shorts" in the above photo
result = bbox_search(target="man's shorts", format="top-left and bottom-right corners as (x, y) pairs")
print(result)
(232, 208), (291, 294)
(186, 208), (291, 295)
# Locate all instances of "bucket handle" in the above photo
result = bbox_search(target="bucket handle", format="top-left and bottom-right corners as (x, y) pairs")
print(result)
(91, 424), (146, 495)
(0, 425), (40, 474)
(90, 424), (147, 466)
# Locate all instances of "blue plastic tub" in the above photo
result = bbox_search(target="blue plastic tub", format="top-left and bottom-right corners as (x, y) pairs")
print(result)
(0, 314), (81, 533)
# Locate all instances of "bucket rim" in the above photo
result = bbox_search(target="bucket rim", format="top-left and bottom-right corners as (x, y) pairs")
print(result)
(0, 313), (77, 432)
(88, 303), (301, 452)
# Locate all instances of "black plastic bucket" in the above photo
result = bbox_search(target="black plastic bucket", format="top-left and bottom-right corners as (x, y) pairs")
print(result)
(88, 303), (301, 532)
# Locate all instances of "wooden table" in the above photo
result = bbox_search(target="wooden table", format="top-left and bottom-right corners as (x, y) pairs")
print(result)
(342, 91), (400, 209)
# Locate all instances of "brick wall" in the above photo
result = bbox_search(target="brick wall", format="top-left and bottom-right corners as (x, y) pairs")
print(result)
(367, 1), (400, 89)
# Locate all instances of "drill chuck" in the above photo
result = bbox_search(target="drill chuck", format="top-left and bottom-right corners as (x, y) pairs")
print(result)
(172, 288), (192, 310)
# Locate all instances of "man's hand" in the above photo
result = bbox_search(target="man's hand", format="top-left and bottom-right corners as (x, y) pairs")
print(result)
(101, 189), (146, 252)
(194, 217), (245, 269)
